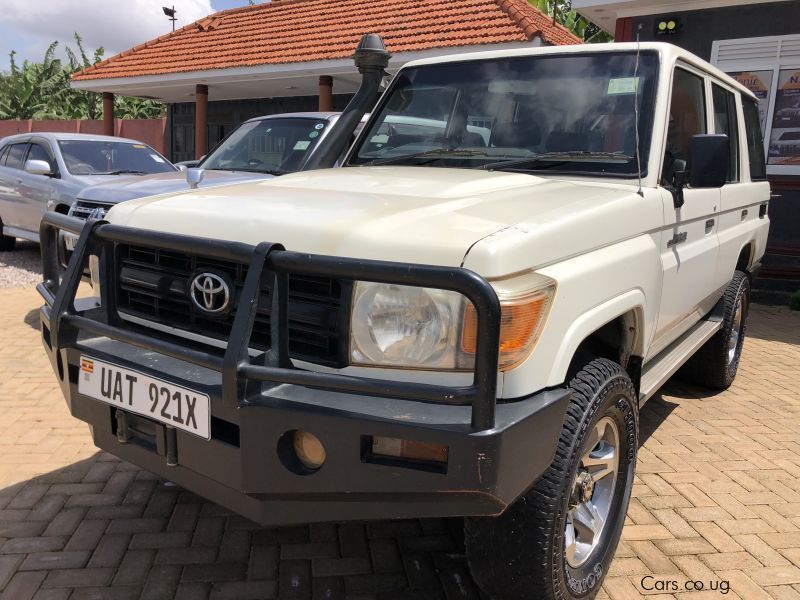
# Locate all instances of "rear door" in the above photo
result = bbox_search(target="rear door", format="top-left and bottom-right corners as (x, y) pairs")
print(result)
(651, 65), (721, 357)
(0, 142), (31, 230)
(713, 86), (770, 286)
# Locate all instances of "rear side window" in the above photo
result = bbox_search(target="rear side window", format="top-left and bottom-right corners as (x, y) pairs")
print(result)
(5, 144), (29, 170)
(0, 146), (9, 165)
(712, 84), (739, 182)
(742, 98), (766, 181)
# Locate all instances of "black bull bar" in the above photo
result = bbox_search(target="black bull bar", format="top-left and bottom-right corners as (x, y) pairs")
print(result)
(38, 212), (503, 431)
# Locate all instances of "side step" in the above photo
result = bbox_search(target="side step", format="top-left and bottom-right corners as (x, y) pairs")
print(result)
(639, 319), (721, 404)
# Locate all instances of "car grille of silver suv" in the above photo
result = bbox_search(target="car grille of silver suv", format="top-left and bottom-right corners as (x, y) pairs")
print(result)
(114, 244), (349, 368)
(69, 200), (113, 220)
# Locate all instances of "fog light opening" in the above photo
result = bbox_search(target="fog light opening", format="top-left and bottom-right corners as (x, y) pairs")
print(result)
(278, 429), (326, 475)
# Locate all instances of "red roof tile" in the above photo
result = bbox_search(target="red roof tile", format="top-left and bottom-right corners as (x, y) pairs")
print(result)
(73, 0), (581, 81)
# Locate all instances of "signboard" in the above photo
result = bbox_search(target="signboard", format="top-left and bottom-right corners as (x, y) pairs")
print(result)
(768, 69), (800, 166)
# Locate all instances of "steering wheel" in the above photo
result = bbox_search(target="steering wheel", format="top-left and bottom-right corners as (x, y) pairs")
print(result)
(246, 158), (264, 168)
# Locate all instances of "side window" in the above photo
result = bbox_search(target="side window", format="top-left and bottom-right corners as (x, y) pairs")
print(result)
(5, 144), (30, 170)
(27, 143), (55, 171)
(742, 98), (767, 181)
(711, 84), (739, 182)
(664, 68), (707, 182)
(0, 146), (9, 165)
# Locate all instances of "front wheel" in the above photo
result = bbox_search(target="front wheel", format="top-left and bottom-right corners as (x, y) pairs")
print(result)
(465, 358), (638, 600)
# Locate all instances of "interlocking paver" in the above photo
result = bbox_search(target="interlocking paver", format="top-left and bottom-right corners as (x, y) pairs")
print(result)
(0, 287), (798, 598)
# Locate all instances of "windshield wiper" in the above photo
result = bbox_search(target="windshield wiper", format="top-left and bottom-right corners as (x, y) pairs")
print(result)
(476, 151), (634, 171)
(362, 148), (490, 167)
(211, 167), (287, 175)
(99, 169), (149, 175)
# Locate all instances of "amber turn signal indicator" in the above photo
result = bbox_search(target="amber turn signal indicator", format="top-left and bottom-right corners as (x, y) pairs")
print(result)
(461, 288), (553, 370)
(371, 436), (449, 464)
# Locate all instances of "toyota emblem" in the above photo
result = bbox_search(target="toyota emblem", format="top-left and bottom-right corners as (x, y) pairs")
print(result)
(189, 272), (231, 315)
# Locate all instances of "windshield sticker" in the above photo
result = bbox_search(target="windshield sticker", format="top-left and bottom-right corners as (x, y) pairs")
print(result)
(315, 123), (325, 130)
(294, 141), (311, 150)
(149, 154), (165, 163)
(132, 144), (146, 148)
(309, 131), (320, 139)
(607, 77), (640, 95)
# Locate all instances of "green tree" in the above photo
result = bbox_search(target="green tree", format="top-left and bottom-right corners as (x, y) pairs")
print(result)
(0, 34), (166, 121)
(0, 43), (64, 119)
(530, 0), (613, 43)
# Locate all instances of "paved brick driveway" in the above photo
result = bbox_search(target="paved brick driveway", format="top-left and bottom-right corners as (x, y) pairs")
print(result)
(0, 286), (799, 600)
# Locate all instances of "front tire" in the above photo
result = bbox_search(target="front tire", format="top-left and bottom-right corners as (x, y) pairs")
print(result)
(466, 358), (638, 600)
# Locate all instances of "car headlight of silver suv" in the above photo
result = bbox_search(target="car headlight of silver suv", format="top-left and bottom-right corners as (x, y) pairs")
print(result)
(349, 272), (556, 371)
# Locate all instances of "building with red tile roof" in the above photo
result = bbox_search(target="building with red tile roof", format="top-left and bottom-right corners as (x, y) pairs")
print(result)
(71, 0), (581, 160)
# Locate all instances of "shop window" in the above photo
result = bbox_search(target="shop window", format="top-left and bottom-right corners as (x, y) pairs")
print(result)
(713, 34), (800, 175)
(712, 84), (739, 182)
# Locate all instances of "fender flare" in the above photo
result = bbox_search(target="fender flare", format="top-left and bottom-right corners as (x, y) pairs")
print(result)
(548, 289), (646, 386)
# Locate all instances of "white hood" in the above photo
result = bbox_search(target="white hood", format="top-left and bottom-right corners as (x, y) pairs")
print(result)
(106, 167), (645, 269)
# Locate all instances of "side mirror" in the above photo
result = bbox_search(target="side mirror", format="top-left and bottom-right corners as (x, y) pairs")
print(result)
(689, 134), (728, 189)
(186, 168), (205, 189)
(25, 159), (53, 176)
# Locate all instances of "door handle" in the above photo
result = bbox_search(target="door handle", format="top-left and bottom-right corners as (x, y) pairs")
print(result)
(705, 219), (715, 231)
(741, 209), (748, 220)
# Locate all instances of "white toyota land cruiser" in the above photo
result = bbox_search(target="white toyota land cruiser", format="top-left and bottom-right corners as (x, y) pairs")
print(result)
(39, 40), (769, 599)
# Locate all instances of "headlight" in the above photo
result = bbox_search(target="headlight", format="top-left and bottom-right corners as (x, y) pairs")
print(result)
(349, 272), (555, 371)
(350, 283), (465, 369)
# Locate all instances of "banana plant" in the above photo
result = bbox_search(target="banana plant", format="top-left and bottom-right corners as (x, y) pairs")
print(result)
(529, 0), (613, 43)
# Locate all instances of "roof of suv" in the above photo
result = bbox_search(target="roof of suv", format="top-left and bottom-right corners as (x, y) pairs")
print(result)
(0, 132), (153, 145)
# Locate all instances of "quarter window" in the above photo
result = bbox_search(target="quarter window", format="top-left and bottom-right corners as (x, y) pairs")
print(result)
(664, 68), (707, 182)
(0, 146), (9, 165)
(711, 84), (739, 182)
(742, 98), (767, 181)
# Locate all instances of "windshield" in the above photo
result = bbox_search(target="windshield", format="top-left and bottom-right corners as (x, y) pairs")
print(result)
(200, 117), (331, 173)
(350, 51), (659, 176)
(58, 140), (175, 176)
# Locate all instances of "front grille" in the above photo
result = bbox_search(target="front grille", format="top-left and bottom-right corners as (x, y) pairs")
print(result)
(70, 200), (113, 220)
(114, 244), (350, 367)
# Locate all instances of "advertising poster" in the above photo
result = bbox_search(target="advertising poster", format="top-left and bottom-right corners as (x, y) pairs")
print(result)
(728, 70), (773, 130)
(768, 69), (800, 166)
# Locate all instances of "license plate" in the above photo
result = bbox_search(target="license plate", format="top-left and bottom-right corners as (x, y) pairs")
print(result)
(64, 233), (78, 251)
(78, 356), (211, 440)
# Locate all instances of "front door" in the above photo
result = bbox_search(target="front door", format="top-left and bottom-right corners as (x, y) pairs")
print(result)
(651, 66), (721, 358)
(17, 141), (58, 233)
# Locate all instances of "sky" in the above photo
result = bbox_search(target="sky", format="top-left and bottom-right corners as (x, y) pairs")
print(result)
(0, 0), (255, 70)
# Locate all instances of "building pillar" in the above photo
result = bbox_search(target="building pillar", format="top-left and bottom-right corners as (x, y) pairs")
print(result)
(102, 92), (115, 136)
(195, 84), (209, 160)
(318, 76), (333, 112)
(614, 17), (634, 42)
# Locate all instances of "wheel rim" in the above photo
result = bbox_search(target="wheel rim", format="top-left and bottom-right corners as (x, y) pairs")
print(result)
(727, 296), (744, 366)
(565, 416), (620, 569)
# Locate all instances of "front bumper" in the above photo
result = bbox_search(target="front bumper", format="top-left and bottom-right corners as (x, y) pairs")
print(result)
(37, 213), (569, 525)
